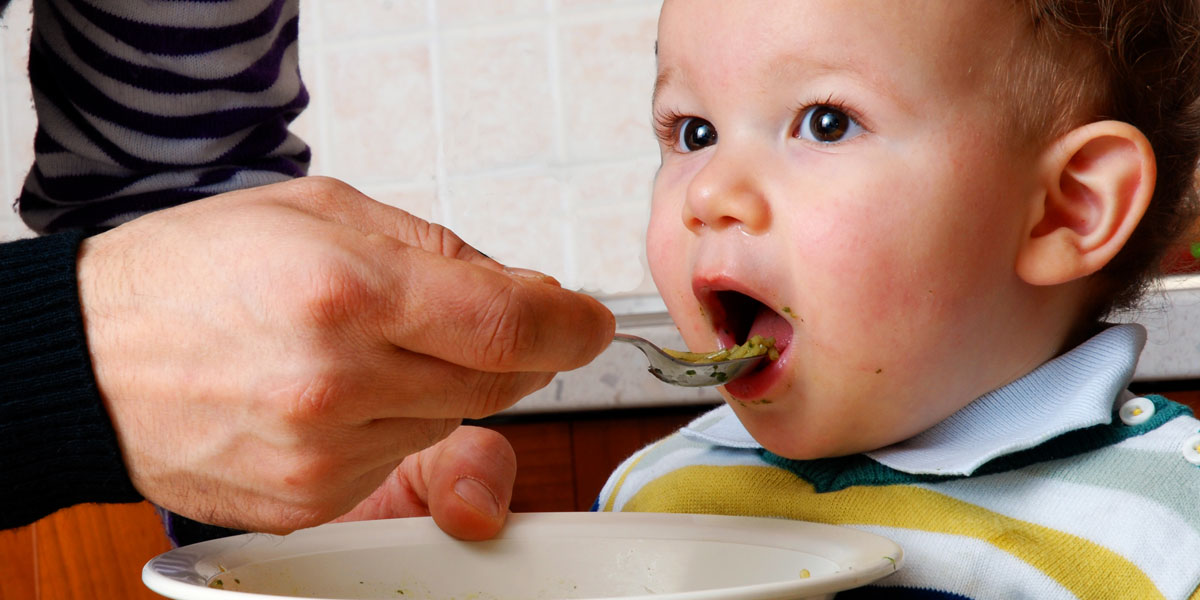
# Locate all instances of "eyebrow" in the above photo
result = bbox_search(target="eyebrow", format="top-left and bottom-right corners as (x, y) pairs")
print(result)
(767, 53), (912, 115)
(651, 55), (913, 117)
(651, 66), (675, 108)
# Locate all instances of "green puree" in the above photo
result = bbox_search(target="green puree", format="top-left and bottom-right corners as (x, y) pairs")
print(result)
(664, 335), (779, 363)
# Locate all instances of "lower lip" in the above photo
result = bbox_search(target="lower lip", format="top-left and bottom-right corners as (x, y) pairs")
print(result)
(722, 347), (787, 400)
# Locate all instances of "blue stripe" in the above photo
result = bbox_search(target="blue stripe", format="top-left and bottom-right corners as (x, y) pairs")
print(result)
(46, 0), (300, 95)
(66, 0), (289, 56)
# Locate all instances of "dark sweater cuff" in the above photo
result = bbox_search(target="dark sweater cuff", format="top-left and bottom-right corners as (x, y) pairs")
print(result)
(0, 230), (142, 528)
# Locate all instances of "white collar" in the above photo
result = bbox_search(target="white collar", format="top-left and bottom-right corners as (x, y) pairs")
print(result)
(681, 324), (1147, 476)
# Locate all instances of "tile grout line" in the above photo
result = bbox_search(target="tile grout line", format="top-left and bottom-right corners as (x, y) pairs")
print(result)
(303, 0), (330, 180)
(427, 0), (451, 228)
(546, 0), (577, 287)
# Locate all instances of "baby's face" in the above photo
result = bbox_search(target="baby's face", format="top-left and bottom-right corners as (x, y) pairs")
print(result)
(650, 0), (1058, 458)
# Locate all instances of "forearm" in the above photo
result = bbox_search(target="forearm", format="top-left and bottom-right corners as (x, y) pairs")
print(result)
(0, 231), (141, 529)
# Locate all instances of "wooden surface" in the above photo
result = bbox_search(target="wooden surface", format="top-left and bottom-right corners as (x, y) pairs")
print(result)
(0, 502), (172, 600)
(3, 393), (1197, 600)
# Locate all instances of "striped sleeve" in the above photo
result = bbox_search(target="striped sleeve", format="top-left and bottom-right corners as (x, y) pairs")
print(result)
(16, 0), (310, 234)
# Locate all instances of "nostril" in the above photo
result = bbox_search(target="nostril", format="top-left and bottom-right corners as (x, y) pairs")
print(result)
(681, 203), (706, 232)
(684, 189), (771, 234)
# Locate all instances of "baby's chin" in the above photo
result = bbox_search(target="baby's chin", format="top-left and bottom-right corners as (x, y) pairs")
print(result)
(732, 405), (878, 460)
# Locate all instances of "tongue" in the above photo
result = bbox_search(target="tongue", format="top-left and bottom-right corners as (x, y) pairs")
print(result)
(747, 304), (792, 351)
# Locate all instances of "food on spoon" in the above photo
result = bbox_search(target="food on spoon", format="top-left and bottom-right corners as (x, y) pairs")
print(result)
(664, 335), (779, 363)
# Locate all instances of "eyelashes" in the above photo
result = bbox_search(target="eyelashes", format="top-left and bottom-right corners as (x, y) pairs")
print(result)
(652, 94), (870, 153)
(652, 106), (688, 147)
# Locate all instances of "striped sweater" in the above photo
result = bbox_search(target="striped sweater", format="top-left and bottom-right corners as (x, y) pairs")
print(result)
(1, 0), (305, 539)
(12, 0), (309, 234)
(596, 326), (1200, 599)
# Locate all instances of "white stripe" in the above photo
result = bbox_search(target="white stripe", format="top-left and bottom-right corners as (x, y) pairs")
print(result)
(75, 0), (276, 29)
(605, 438), (766, 512)
(82, 112), (256, 165)
(37, 4), (304, 117)
(186, 169), (293, 195)
(849, 525), (1076, 600)
(921, 470), (1200, 598)
(48, 0), (297, 79)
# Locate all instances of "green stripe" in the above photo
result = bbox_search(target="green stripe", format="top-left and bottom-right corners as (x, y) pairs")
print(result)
(1018, 443), (1200, 530)
(761, 395), (1192, 492)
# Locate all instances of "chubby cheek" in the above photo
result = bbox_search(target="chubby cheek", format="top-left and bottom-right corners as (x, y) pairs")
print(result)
(646, 185), (709, 342)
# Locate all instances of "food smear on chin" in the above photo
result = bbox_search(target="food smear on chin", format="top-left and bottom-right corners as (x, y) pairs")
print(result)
(663, 335), (779, 363)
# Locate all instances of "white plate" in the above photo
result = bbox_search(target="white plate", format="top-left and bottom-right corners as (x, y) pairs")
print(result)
(143, 512), (902, 600)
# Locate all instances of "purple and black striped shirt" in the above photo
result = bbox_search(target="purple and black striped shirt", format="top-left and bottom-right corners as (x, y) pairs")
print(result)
(12, 0), (310, 233)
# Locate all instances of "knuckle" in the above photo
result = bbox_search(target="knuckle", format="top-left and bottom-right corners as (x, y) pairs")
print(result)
(285, 255), (373, 330)
(473, 283), (538, 370)
(290, 370), (349, 422)
(415, 220), (473, 259)
(299, 176), (355, 208)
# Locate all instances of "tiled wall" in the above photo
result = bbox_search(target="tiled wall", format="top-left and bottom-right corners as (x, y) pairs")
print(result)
(0, 0), (664, 297)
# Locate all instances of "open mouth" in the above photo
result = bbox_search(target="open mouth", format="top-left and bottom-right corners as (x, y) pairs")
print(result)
(696, 288), (794, 397)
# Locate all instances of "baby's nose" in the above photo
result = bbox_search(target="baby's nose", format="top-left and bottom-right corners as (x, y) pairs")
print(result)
(682, 152), (771, 234)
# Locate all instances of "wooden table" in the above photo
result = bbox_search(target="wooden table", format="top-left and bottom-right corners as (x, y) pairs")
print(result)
(3, 392), (1196, 600)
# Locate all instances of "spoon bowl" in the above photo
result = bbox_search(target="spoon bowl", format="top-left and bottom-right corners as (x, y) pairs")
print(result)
(613, 333), (767, 387)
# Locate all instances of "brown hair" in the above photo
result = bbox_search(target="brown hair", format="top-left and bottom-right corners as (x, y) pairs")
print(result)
(1006, 0), (1200, 319)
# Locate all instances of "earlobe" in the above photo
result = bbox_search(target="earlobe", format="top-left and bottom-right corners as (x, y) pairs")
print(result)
(1016, 121), (1156, 286)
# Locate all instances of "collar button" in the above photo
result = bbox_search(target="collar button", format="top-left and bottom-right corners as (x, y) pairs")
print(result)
(1183, 433), (1200, 466)
(1118, 396), (1155, 426)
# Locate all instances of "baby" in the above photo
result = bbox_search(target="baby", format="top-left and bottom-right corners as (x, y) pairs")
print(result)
(596, 1), (1200, 598)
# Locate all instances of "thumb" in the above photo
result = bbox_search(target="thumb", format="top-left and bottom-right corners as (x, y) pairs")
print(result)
(423, 426), (517, 540)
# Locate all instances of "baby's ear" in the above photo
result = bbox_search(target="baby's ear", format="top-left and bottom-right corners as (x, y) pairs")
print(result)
(1016, 121), (1155, 286)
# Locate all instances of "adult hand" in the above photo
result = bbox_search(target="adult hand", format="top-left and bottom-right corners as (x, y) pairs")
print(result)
(333, 425), (516, 541)
(77, 176), (614, 535)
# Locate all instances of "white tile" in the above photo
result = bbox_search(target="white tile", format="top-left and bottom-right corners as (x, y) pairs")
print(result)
(1, 0), (32, 85)
(436, 0), (546, 26)
(0, 207), (33, 241)
(440, 26), (555, 175)
(556, 10), (660, 163)
(565, 160), (658, 294)
(321, 40), (437, 184)
(317, 0), (428, 43)
(443, 172), (567, 278)
(356, 182), (438, 223)
(4, 80), (35, 208)
(555, 0), (660, 15)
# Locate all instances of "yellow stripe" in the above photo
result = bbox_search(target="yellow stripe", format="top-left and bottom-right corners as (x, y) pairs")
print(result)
(600, 440), (666, 512)
(625, 464), (1164, 600)
(1190, 584), (1199, 600)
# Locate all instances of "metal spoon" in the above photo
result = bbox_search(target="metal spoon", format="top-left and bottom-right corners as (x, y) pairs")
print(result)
(613, 333), (767, 387)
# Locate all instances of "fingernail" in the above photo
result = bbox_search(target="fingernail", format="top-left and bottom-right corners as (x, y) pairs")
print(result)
(503, 266), (547, 279)
(503, 266), (561, 286)
(454, 476), (501, 518)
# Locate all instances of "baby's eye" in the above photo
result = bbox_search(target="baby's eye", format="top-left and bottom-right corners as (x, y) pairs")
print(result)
(677, 117), (718, 152)
(794, 105), (863, 144)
